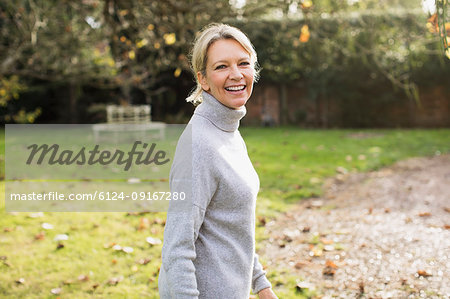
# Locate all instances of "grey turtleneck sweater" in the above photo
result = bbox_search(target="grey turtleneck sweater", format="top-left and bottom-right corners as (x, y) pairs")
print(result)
(158, 91), (271, 298)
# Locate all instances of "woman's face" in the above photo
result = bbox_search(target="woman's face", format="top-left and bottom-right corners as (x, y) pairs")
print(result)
(198, 39), (255, 109)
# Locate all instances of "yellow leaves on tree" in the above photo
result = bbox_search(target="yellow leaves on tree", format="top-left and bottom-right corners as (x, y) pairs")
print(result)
(299, 25), (310, 43)
(0, 76), (25, 106)
(163, 33), (176, 45)
(427, 13), (450, 59)
(136, 39), (148, 48)
(301, 0), (313, 9)
(173, 67), (182, 78)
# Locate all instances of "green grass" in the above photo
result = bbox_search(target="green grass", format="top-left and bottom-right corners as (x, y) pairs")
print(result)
(1, 128), (449, 298)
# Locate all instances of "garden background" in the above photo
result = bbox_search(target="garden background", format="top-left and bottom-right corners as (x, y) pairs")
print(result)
(1, 0), (449, 298)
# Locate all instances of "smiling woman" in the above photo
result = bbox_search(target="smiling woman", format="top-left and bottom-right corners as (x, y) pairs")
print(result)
(197, 39), (255, 109)
(186, 23), (260, 106)
(158, 23), (277, 299)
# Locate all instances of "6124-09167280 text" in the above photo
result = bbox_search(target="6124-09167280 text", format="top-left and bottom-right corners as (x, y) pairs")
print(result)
(9, 191), (186, 201)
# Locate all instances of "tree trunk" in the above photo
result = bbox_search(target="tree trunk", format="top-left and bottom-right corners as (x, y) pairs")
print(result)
(68, 80), (81, 123)
(279, 83), (288, 125)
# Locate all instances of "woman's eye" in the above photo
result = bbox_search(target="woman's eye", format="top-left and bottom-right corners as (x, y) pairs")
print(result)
(240, 61), (250, 66)
(215, 65), (226, 70)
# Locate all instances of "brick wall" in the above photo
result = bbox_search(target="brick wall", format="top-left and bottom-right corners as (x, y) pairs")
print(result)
(243, 84), (450, 127)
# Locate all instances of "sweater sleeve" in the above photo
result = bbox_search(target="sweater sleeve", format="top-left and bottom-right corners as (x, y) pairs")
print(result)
(251, 253), (272, 294)
(159, 131), (217, 298)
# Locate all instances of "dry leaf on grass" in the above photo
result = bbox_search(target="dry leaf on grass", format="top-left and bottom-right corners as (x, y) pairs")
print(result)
(50, 287), (62, 295)
(323, 260), (338, 276)
(107, 276), (123, 286)
(418, 212), (432, 217)
(146, 237), (162, 246)
(34, 231), (45, 240)
(137, 258), (151, 265)
(138, 218), (150, 231)
(417, 270), (432, 277)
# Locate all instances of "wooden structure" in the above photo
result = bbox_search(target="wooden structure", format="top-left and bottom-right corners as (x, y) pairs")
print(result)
(92, 105), (166, 142)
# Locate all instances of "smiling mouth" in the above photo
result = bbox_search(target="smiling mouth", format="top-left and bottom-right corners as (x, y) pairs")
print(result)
(225, 85), (246, 92)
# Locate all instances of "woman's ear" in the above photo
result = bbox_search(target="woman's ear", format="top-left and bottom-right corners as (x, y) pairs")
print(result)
(197, 71), (210, 91)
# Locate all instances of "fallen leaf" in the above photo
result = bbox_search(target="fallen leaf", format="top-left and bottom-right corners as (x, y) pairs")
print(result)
(257, 216), (267, 226)
(15, 278), (25, 284)
(296, 281), (314, 291)
(104, 242), (116, 249)
(323, 260), (338, 276)
(108, 276), (123, 285)
(54, 234), (69, 242)
(146, 237), (162, 246)
(359, 281), (365, 294)
(325, 260), (338, 269)
(417, 270), (432, 277)
(277, 240), (286, 248)
(310, 248), (323, 257)
(444, 207), (450, 213)
(111, 259), (118, 265)
(294, 260), (311, 269)
(137, 258), (151, 265)
(63, 279), (74, 285)
(78, 274), (89, 282)
(28, 212), (44, 218)
(324, 245), (335, 251)
(122, 246), (134, 254)
(127, 177), (141, 184)
(321, 238), (333, 245)
(50, 287), (62, 295)
(4, 227), (13, 232)
(282, 233), (294, 242)
(56, 243), (65, 250)
(138, 218), (150, 231)
(92, 283), (99, 289)
(0, 256), (6, 260)
(112, 244), (122, 251)
(418, 212), (431, 217)
(444, 225), (450, 230)
(35, 231), (45, 240)
(42, 223), (54, 230)
(152, 218), (165, 225)
(336, 166), (348, 174)
(301, 226), (311, 233)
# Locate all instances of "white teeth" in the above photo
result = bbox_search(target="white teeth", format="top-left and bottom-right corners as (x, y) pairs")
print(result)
(225, 86), (245, 91)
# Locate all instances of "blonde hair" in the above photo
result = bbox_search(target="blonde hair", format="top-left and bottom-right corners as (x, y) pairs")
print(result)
(186, 23), (259, 106)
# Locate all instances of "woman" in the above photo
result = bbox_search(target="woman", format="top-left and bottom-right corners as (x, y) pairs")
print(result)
(159, 23), (277, 299)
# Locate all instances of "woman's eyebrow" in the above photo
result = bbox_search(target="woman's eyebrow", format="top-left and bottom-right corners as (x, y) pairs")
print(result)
(212, 56), (250, 65)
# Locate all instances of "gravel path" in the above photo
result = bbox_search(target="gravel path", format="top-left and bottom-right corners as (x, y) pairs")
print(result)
(261, 155), (450, 298)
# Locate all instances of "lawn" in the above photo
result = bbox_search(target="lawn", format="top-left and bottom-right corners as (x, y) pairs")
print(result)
(1, 128), (449, 298)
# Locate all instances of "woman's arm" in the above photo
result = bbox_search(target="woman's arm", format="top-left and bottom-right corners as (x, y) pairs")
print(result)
(159, 130), (217, 298)
(251, 253), (273, 294)
(258, 287), (278, 299)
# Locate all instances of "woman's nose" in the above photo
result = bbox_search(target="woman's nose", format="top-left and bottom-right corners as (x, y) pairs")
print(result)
(229, 65), (243, 80)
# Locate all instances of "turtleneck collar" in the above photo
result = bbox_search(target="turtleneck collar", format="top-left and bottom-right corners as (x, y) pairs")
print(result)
(194, 91), (246, 132)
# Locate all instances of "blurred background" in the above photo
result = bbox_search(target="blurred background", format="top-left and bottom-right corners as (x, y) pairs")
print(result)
(1, 0), (449, 127)
(1, 1), (450, 298)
